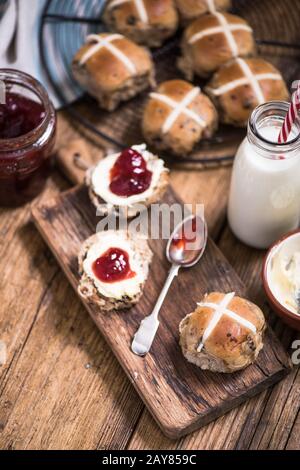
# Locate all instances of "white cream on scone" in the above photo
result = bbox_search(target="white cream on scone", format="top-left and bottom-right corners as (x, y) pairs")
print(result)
(82, 231), (147, 299)
(91, 144), (166, 207)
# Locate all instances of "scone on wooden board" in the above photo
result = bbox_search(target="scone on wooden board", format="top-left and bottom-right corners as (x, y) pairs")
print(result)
(206, 58), (289, 127)
(178, 12), (255, 79)
(175, 0), (232, 24)
(142, 79), (218, 156)
(78, 230), (153, 312)
(179, 292), (266, 373)
(72, 33), (155, 111)
(103, 0), (179, 48)
(86, 144), (169, 217)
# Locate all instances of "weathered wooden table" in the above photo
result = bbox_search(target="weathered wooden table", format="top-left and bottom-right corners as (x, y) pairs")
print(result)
(0, 111), (299, 450)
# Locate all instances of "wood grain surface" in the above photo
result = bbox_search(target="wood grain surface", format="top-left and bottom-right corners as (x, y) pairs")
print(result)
(31, 185), (291, 438)
(0, 113), (299, 449)
(0, 0), (300, 450)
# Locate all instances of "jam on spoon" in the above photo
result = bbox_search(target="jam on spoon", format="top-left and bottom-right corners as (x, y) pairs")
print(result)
(0, 92), (45, 139)
(92, 247), (136, 283)
(171, 217), (198, 251)
(109, 148), (152, 197)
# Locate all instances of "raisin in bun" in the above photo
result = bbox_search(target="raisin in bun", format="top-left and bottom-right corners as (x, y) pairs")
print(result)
(72, 33), (155, 111)
(179, 292), (266, 373)
(103, 0), (179, 48)
(175, 0), (232, 24)
(142, 79), (218, 156)
(178, 12), (255, 79)
(206, 57), (289, 127)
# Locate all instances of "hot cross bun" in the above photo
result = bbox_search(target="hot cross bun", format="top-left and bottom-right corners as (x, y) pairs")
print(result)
(206, 57), (289, 127)
(72, 33), (155, 111)
(142, 79), (218, 156)
(179, 292), (266, 373)
(175, 0), (232, 24)
(178, 12), (256, 79)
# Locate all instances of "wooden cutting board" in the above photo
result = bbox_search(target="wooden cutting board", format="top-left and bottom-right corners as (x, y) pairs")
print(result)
(31, 185), (291, 439)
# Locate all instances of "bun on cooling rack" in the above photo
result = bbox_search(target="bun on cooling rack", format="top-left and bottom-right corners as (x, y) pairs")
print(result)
(175, 0), (232, 24)
(72, 33), (155, 111)
(142, 79), (218, 156)
(85, 144), (169, 218)
(205, 57), (289, 127)
(177, 12), (256, 79)
(179, 292), (266, 373)
(103, 0), (179, 48)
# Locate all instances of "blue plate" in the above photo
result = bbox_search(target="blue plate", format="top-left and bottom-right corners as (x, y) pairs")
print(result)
(40, 0), (106, 106)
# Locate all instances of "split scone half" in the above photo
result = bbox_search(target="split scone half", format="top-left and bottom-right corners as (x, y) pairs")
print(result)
(142, 79), (218, 156)
(179, 292), (266, 373)
(206, 58), (289, 127)
(86, 144), (169, 218)
(103, 0), (179, 48)
(175, 0), (232, 24)
(78, 230), (153, 312)
(72, 33), (155, 111)
(178, 12), (255, 79)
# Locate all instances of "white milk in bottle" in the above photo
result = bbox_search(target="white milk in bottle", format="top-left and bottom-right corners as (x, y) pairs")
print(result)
(228, 102), (300, 249)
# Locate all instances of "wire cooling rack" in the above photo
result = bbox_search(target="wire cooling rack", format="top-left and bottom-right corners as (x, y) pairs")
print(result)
(39, 0), (300, 164)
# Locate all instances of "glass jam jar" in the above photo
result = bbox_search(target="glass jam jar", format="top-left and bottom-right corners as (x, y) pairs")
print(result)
(228, 101), (300, 249)
(0, 69), (56, 206)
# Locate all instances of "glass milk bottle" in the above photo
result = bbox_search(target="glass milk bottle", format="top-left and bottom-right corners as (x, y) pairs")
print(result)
(228, 102), (300, 249)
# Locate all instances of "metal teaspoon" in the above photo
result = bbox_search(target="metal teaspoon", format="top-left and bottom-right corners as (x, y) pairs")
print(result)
(131, 214), (208, 356)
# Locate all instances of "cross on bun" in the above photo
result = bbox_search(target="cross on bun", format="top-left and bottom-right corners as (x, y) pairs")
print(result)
(179, 292), (266, 373)
(175, 0), (232, 24)
(103, 0), (179, 48)
(142, 79), (218, 156)
(72, 33), (155, 111)
(205, 57), (289, 127)
(78, 230), (153, 312)
(178, 12), (256, 79)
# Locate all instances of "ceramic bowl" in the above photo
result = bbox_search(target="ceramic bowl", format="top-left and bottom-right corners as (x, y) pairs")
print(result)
(262, 230), (300, 331)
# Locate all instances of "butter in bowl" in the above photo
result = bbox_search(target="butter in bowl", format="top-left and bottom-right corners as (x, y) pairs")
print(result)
(263, 230), (300, 331)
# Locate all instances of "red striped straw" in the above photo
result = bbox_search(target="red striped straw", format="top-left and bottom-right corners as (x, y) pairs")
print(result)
(278, 81), (300, 143)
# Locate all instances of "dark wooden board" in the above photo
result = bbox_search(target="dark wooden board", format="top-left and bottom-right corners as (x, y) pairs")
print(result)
(31, 185), (291, 438)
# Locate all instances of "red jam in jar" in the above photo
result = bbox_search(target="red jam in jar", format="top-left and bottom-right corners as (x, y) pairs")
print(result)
(109, 148), (152, 197)
(0, 69), (56, 207)
(92, 248), (136, 283)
